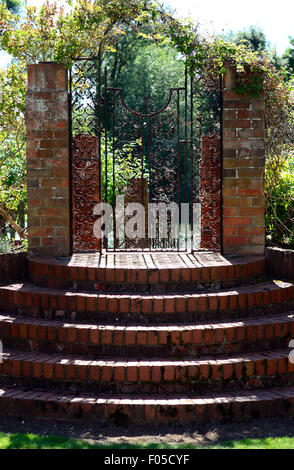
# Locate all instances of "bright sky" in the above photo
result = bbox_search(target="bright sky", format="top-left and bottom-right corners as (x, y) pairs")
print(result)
(168, 0), (294, 55)
(0, 0), (293, 68)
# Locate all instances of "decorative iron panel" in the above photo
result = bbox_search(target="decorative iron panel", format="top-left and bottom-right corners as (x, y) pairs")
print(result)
(199, 134), (221, 250)
(72, 135), (100, 252)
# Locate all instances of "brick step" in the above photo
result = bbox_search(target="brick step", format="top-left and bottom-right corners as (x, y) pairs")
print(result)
(1, 385), (294, 425)
(1, 348), (294, 394)
(28, 254), (266, 293)
(1, 280), (293, 323)
(0, 313), (294, 357)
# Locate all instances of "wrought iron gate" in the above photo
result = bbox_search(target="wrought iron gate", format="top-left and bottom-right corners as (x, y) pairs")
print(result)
(69, 54), (222, 253)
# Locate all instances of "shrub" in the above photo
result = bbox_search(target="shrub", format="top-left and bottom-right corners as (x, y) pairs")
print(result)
(265, 148), (294, 248)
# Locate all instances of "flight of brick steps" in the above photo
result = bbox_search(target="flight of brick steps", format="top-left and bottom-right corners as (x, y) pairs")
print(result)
(0, 252), (294, 425)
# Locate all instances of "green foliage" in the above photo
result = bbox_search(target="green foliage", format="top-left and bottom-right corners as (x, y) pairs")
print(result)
(265, 150), (294, 248)
(225, 26), (269, 53)
(0, 232), (13, 252)
(0, 63), (26, 210)
(0, 231), (26, 252)
(282, 37), (294, 80)
(0, 63), (27, 244)
(0, 0), (149, 66)
(0, 0), (289, 100)
(0, 0), (22, 13)
(106, 41), (184, 112)
(101, 137), (147, 205)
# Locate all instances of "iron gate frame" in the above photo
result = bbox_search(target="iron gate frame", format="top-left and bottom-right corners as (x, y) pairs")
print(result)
(69, 52), (223, 254)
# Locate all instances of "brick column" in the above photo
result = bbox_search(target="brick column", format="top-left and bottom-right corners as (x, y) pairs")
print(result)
(222, 65), (265, 255)
(26, 63), (71, 257)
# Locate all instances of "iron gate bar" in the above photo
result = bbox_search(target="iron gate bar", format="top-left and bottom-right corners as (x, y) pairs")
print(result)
(68, 67), (73, 254)
(140, 110), (144, 207)
(148, 115), (152, 212)
(219, 73), (224, 255)
(104, 66), (108, 205)
(112, 88), (116, 250)
(177, 88), (180, 251)
(184, 66), (188, 252)
(104, 66), (108, 252)
(190, 74), (194, 252)
(97, 51), (102, 255)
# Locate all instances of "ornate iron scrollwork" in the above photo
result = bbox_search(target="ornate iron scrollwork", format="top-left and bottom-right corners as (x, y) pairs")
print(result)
(72, 135), (100, 252)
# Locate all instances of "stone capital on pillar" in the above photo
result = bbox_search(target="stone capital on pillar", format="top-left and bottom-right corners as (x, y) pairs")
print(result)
(26, 62), (71, 257)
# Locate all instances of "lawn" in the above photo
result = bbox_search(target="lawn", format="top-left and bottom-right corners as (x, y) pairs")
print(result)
(0, 432), (294, 449)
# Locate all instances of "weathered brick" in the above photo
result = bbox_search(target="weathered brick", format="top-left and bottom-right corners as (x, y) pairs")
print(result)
(222, 64), (265, 256)
(27, 63), (70, 257)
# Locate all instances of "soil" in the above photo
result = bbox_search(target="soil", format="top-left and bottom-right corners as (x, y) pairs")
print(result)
(0, 415), (294, 447)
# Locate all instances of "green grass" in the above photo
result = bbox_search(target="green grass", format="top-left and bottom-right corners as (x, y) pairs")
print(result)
(209, 437), (294, 449)
(1, 432), (294, 449)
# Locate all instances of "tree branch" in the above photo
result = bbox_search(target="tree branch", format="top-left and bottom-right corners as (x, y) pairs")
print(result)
(0, 207), (27, 239)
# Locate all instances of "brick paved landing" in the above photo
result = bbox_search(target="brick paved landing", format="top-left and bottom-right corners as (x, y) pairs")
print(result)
(32, 252), (262, 269)
(28, 253), (266, 292)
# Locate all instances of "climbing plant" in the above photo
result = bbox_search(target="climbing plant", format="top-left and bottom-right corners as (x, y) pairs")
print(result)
(0, 63), (27, 243)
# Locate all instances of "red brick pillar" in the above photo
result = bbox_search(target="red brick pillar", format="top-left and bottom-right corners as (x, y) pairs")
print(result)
(222, 65), (265, 255)
(26, 63), (71, 257)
